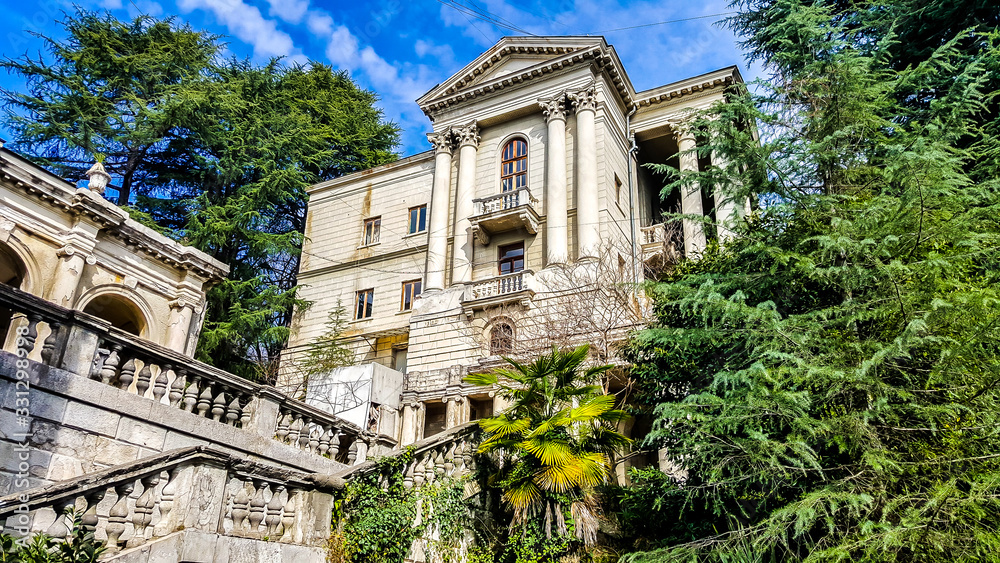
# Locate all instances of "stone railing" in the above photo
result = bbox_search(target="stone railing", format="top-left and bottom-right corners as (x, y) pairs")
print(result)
(472, 187), (535, 216)
(0, 447), (336, 557)
(336, 422), (480, 489)
(640, 223), (665, 246)
(0, 283), (375, 466)
(465, 270), (533, 302)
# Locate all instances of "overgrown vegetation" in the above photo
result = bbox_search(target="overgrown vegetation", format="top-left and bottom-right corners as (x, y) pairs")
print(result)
(621, 0), (1000, 560)
(0, 511), (104, 563)
(333, 450), (472, 563)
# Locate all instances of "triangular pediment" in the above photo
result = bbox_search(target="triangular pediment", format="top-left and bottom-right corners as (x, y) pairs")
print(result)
(416, 36), (607, 109)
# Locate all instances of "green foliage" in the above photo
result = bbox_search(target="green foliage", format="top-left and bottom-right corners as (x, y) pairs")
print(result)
(336, 451), (472, 563)
(1, 10), (399, 378)
(299, 301), (355, 380)
(624, 0), (1000, 561)
(464, 345), (631, 530)
(0, 511), (104, 562)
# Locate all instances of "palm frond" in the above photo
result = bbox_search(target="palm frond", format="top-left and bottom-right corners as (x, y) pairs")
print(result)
(479, 415), (531, 437)
(521, 437), (575, 467)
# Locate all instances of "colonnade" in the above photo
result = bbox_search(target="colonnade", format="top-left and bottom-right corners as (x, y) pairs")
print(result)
(422, 85), (604, 292)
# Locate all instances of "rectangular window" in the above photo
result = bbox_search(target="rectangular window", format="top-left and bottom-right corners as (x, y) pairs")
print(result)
(408, 205), (427, 234)
(401, 279), (422, 311)
(615, 173), (623, 204)
(362, 217), (381, 246)
(498, 242), (525, 275)
(355, 289), (374, 319)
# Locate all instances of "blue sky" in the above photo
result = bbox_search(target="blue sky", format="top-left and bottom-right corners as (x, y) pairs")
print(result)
(0, 0), (761, 155)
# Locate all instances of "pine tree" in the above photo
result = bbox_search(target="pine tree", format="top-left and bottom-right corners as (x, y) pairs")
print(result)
(624, 0), (1000, 560)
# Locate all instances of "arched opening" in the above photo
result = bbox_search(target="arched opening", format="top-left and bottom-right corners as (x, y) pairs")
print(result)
(0, 243), (26, 340)
(82, 294), (147, 336)
(489, 319), (514, 356)
(500, 138), (528, 193)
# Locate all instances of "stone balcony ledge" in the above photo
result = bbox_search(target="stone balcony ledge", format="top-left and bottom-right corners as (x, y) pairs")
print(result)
(470, 187), (540, 244)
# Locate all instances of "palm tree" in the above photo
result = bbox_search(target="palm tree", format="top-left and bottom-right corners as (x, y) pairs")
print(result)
(463, 345), (631, 541)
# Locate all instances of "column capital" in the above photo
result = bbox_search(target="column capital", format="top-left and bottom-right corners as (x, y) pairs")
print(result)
(539, 96), (568, 123)
(453, 121), (480, 148)
(667, 118), (696, 142)
(427, 129), (454, 154)
(567, 86), (598, 113)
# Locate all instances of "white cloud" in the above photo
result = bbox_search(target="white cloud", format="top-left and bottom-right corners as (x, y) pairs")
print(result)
(266, 0), (310, 24)
(415, 39), (455, 67)
(176, 0), (299, 59)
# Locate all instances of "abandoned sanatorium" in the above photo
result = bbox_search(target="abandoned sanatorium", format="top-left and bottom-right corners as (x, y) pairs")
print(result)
(0, 36), (746, 562)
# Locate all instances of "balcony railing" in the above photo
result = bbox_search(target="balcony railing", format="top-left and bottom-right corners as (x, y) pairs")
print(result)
(473, 187), (533, 215)
(470, 187), (540, 244)
(462, 270), (534, 315)
(641, 223), (666, 246)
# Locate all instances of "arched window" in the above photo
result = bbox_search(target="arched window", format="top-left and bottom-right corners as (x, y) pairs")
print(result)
(83, 294), (147, 336)
(500, 138), (527, 192)
(490, 320), (514, 356)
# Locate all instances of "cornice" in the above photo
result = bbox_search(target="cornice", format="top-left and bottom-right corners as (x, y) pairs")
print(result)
(417, 38), (741, 121)
(0, 149), (229, 282)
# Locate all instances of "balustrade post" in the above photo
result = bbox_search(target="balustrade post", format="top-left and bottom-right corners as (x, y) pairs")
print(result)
(61, 312), (111, 377)
(247, 388), (282, 440)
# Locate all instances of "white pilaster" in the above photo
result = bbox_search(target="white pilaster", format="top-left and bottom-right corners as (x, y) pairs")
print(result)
(399, 396), (420, 446)
(425, 130), (454, 292)
(674, 123), (707, 257)
(49, 246), (87, 308)
(452, 122), (480, 286)
(568, 86), (600, 260)
(540, 97), (569, 265)
(166, 299), (195, 353)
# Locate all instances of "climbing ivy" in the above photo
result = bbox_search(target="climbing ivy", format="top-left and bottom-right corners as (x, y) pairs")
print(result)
(333, 449), (473, 563)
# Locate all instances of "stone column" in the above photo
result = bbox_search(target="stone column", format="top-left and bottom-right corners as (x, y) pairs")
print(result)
(49, 245), (88, 308)
(540, 97), (569, 265)
(711, 133), (740, 244)
(451, 122), (480, 285)
(444, 394), (466, 429)
(674, 122), (707, 257)
(399, 395), (420, 446)
(568, 86), (600, 260)
(425, 131), (454, 292)
(166, 299), (194, 354)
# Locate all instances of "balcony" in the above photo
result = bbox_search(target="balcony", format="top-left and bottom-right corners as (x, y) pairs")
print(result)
(640, 223), (667, 255)
(470, 187), (540, 244)
(462, 270), (535, 316)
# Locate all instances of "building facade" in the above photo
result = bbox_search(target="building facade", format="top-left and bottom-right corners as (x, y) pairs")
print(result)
(286, 36), (746, 447)
(0, 146), (228, 356)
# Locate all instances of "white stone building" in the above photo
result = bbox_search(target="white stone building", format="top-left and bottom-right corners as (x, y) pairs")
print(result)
(286, 36), (746, 447)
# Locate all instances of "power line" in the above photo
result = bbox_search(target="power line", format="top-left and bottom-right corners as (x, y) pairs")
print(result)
(588, 12), (737, 34)
(434, 0), (536, 36)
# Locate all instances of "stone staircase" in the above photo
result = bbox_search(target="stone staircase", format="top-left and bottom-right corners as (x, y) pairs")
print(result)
(0, 283), (403, 561)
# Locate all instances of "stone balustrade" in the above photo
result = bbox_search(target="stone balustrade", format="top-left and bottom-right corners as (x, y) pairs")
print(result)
(466, 270), (532, 302)
(0, 446), (336, 560)
(640, 223), (665, 246)
(337, 422), (480, 489)
(0, 283), (382, 484)
(472, 187), (535, 216)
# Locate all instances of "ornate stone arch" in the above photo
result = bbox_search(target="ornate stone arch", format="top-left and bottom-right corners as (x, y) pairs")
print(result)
(75, 284), (157, 340)
(0, 232), (42, 296)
